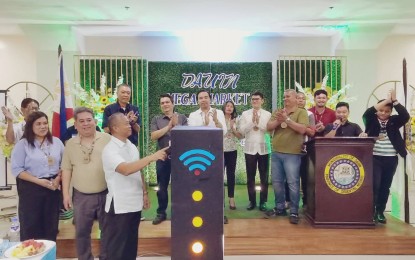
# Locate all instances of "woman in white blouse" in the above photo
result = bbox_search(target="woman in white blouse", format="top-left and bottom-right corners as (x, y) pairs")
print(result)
(222, 101), (243, 210)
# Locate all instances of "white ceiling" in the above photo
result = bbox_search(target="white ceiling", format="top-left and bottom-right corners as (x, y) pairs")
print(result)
(1, 0), (415, 37)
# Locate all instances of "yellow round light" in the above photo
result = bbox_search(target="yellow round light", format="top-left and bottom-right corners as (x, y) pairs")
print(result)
(192, 241), (204, 254)
(192, 216), (203, 227)
(192, 190), (203, 202)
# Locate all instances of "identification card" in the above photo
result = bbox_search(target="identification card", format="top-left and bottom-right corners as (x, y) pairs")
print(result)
(47, 156), (55, 166)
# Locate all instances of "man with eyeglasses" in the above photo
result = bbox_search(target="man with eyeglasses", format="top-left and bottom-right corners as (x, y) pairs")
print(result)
(239, 91), (271, 212)
(2, 98), (40, 144)
(61, 107), (111, 260)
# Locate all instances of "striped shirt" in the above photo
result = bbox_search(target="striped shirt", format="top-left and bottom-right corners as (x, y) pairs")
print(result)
(373, 129), (397, 156)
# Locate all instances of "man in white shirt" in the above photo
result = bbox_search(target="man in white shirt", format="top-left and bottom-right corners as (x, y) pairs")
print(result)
(1, 98), (39, 144)
(188, 90), (227, 134)
(239, 91), (271, 212)
(102, 112), (167, 260)
(188, 89), (227, 223)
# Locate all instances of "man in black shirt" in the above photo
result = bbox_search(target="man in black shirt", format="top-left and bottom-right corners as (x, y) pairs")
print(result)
(324, 102), (366, 137)
(102, 84), (141, 146)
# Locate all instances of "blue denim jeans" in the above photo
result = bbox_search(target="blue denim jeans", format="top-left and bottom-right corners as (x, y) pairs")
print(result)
(271, 152), (302, 214)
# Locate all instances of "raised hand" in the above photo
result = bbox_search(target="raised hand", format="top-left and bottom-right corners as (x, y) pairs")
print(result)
(1, 106), (14, 122)
(389, 88), (397, 102)
(230, 118), (235, 129)
(212, 108), (218, 123)
(127, 110), (138, 124)
(275, 109), (285, 122)
(171, 113), (178, 127)
(315, 122), (324, 132)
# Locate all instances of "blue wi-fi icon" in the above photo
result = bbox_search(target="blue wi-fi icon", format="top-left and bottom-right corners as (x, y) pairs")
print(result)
(179, 149), (216, 176)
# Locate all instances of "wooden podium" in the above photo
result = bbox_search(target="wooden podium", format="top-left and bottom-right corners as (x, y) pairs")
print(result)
(305, 137), (375, 228)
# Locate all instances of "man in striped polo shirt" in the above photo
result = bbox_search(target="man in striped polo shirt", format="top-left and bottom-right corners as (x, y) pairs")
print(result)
(362, 89), (409, 224)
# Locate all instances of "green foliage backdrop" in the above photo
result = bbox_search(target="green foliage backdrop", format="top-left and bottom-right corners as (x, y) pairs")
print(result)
(146, 62), (272, 185)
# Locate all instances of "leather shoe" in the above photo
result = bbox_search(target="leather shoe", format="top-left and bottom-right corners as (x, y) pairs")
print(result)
(376, 212), (387, 224)
(246, 202), (256, 210)
(152, 214), (166, 225)
(259, 203), (267, 212)
(224, 215), (229, 224)
(229, 198), (236, 210)
(289, 213), (299, 224)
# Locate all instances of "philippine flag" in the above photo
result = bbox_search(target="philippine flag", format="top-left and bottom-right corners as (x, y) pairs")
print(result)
(52, 45), (74, 140)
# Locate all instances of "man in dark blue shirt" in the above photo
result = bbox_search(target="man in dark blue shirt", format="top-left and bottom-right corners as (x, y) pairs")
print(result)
(102, 84), (141, 146)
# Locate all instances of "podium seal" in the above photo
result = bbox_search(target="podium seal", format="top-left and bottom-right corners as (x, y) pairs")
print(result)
(324, 154), (365, 194)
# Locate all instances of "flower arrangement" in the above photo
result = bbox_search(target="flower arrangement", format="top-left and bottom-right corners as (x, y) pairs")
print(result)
(72, 74), (121, 127)
(295, 74), (356, 110)
(0, 126), (14, 159)
(405, 108), (415, 153)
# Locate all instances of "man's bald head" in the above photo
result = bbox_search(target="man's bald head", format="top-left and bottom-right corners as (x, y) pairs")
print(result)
(108, 112), (127, 133)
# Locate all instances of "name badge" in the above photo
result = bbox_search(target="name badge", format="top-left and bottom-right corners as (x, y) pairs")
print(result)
(47, 156), (55, 166)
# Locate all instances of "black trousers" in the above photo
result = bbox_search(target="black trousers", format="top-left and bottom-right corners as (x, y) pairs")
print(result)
(156, 159), (171, 216)
(224, 151), (237, 198)
(16, 178), (60, 241)
(245, 153), (269, 204)
(103, 201), (141, 260)
(373, 155), (398, 213)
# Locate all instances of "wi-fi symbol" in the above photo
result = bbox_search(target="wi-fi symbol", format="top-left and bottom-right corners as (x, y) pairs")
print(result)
(179, 149), (216, 176)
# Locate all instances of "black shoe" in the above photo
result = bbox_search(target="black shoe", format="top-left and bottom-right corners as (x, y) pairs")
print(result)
(265, 207), (287, 218)
(376, 212), (387, 224)
(289, 213), (299, 224)
(224, 215), (229, 224)
(152, 214), (166, 225)
(259, 202), (267, 212)
(246, 202), (256, 211)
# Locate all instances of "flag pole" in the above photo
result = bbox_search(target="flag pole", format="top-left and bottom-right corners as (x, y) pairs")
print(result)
(403, 58), (409, 223)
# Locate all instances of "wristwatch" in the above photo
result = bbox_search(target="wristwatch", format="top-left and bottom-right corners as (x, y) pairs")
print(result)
(285, 117), (291, 123)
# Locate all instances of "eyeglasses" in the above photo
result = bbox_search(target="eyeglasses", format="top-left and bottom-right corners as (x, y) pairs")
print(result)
(251, 98), (261, 101)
